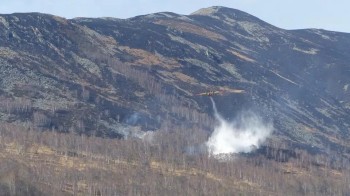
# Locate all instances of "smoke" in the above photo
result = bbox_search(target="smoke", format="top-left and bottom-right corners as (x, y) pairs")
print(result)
(125, 113), (140, 125)
(206, 98), (273, 155)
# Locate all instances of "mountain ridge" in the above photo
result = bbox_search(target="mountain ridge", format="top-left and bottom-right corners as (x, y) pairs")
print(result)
(0, 6), (349, 156)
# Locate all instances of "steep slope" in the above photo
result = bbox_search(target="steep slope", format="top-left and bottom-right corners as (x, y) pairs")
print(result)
(74, 6), (350, 153)
(0, 6), (350, 156)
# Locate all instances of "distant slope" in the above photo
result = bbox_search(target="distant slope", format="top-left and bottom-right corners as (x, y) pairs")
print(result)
(0, 6), (350, 155)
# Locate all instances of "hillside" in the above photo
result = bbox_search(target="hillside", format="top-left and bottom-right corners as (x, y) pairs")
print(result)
(0, 6), (350, 195)
(0, 123), (349, 195)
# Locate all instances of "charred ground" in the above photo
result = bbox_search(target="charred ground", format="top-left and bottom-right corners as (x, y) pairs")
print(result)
(0, 6), (350, 195)
(1, 7), (349, 152)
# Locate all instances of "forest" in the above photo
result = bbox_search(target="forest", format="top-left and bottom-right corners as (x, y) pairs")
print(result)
(0, 122), (349, 195)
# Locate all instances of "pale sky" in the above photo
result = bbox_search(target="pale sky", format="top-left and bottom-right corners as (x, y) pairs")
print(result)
(1, 0), (349, 33)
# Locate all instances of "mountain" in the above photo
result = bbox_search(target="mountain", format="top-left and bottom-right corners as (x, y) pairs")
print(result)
(1, 6), (350, 195)
(1, 6), (350, 154)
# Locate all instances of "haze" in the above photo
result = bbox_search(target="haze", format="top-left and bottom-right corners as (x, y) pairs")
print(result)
(1, 0), (349, 33)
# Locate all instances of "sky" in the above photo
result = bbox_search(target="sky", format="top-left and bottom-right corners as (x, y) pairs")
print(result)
(1, 0), (349, 33)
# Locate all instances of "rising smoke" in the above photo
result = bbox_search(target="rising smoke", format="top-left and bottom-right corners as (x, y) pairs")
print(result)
(206, 98), (273, 155)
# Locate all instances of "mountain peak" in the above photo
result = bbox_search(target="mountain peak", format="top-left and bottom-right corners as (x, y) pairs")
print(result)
(190, 6), (250, 18)
(190, 6), (272, 27)
(190, 6), (222, 15)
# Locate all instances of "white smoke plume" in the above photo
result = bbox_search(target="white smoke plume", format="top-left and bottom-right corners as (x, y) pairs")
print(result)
(206, 98), (273, 155)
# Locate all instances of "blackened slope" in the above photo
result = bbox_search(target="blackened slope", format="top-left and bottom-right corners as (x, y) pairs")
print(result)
(74, 7), (350, 153)
(0, 7), (349, 154)
(0, 13), (162, 137)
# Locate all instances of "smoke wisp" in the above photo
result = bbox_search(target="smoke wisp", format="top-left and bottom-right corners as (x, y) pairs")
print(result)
(206, 98), (273, 155)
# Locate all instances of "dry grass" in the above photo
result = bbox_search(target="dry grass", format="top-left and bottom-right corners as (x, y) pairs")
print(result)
(0, 140), (247, 194)
(52, 16), (68, 25)
(228, 49), (256, 63)
(156, 20), (227, 42)
(119, 46), (181, 69)
(173, 72), (199, 85)
(0, 47), (19, 60)
(0, 127), (348, 195)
